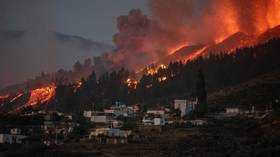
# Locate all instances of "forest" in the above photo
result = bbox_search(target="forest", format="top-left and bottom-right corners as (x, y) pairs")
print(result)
(53, 38), (280, 113)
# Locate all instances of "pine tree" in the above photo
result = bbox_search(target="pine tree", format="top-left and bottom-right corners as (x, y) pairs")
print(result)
(195, 67), (207, 116)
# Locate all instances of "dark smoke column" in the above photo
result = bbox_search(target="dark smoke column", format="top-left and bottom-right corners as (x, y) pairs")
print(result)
(107, 9), (153, 71)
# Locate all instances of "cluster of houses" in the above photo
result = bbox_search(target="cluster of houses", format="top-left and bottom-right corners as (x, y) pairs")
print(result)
(43, 111), (76, 146)
(0, 128), (27, 144)
(82, 99), (207, 144)
(0, 110), (76, 145)
(214, 105), (273, 119)
(83, 103), (139, 144)
(1, 98), (210, 145)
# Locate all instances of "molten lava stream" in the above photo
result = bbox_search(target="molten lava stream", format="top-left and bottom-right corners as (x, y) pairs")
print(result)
(0, 95), (9, 100)
(24, 85), (56, 107)
(185, 46), (208, 61)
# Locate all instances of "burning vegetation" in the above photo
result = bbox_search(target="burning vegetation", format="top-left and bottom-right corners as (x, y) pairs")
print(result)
(1, 0), (280, 113)
(24, 85), (56, 107)
(90, 0), (280, 77)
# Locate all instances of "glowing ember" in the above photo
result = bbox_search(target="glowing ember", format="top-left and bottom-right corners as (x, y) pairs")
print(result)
(159, 64), (167, 69)
(168, 44), (188, 55)
(126, 78), (138, 89)
(184, 46), (208, 61)
(0, 95), (9, 100)
(158, 76), (167, 82)
(145, 64), (167, 75)
(76, 81), (82, 89)
(74, 81), (83, 92)
(9, 93), (24, 103)
(24, 85), (56, 107)
(214, 36), (227, 44)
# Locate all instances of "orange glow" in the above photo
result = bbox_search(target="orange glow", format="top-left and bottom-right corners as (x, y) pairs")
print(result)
(145, 63), (167, 75)
(184, 46), (208, 61)
(24, 84), (56, 107)
(74, 81), (83, 92)
(147, 68), (157, 75)
(9, 93), (24, 103)
(159, 64), (167, 69)
(214, 36), (227, 44)
(167, 44), (188, 55)
(76, 81), (82, 89)
(267, 0), (280, 29)
(158, 76), (167, 82)
(0, 95), (9, 100)
(126, 78), (138, 89)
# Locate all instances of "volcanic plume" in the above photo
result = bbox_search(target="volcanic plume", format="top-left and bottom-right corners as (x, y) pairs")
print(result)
(2, 0), (280, 112)
(94, 0), (280, 74)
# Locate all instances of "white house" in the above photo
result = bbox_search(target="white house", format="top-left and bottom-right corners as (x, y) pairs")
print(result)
(174, 99), (197, 117)
(226, 108), (239, 114)
(83, 110), (93, 118)
(104, 104), (133, 117)
(10, 128), (21, 135)
(154, 117), (165, 126)
(142, 114), (165, 126)
(90, 115), (108, 123)
(174, 100), (187, 117)
(0, 134), (27, 144)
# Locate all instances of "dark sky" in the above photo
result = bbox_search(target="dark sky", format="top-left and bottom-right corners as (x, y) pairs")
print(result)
(0, 0), (148, 88)
(0, 0), (149, 44)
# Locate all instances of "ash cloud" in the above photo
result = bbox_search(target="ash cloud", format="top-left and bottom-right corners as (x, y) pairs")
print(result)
(95, 0), (280, 75)
(2, 0), (280, 90)
(149, 0), (280, 43)
(95, 10), (157, 73)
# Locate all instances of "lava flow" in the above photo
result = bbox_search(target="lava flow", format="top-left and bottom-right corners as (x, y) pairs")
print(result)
(24, 84), (56, 107)
(0, 95), (9, 100)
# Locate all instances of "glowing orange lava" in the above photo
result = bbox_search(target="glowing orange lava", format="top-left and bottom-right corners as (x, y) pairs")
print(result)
(9, 93), (24, 103)
(24, 85), (56, 107)
(184, 46), (208, 61)
(168, 44), (188, 55)
(0, 95), (9, 100)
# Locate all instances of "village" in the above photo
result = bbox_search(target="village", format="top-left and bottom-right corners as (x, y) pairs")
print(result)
(0, 97), (272, 147)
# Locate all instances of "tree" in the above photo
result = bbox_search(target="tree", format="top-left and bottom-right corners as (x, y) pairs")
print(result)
(73, 61), (82, 72)
(272, 98), (280, 115)
(195, 68), (207, 116)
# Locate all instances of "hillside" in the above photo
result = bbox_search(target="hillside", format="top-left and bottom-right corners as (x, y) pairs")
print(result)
(257, 25), (280, 44)
(208, 69), (280, 111)
(0, 30), (113, 91)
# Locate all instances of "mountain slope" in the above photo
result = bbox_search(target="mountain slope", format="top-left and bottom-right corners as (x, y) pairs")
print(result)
(161, 44), (204, 63)
(203, 32), (254, 55)
(257, 25), (280, 44)
(208, 69), (280, 111)
(55, 32), (113, 54)
(0, 30), (113, 90)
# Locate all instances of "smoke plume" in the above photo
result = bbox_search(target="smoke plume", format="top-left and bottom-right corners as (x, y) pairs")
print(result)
(96, 0), (280, 73)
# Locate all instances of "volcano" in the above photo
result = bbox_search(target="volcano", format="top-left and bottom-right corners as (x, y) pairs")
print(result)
(257, 25), (280, 44)
(0, 85), (56, 113)
(161, 44), (205, 64)
(203, 32), (255, 55)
